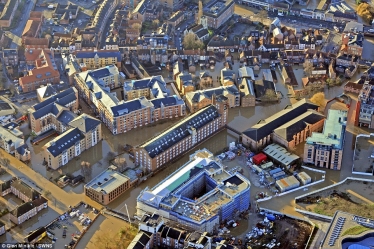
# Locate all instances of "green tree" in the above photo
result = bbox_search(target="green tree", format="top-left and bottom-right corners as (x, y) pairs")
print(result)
(183, 33), (205, 49)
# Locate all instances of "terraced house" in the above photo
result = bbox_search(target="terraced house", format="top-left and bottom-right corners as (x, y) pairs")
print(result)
(0, 179), (47, 225)
(74, 50), (122, 69)
(75, 71), (186, 135)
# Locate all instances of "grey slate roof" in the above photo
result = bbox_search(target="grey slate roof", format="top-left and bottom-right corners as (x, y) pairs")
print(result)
(46, 128), (84, 157)
(273, 111), (325, 141)
(57, 110), (77, 125)
(242, 99), (319, 142)
(68, 114), (101, 133)
(32, 88), (77, 120)
(111, 97), (152, 117)
(141, 105), (220, 158)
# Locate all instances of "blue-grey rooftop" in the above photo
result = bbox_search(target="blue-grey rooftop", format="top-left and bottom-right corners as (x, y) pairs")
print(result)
(141, 105), (220, 158)
(46, 128), (84, 157)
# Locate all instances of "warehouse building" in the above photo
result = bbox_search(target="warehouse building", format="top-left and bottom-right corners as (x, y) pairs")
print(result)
(296, 172), (312, 185)
(136, 149), (251, 233)
(275, 175), (300, 192)
(263, 143), (300, 169)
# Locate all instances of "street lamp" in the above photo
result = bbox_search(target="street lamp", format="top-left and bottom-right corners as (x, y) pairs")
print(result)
(118, 203), (131, 225)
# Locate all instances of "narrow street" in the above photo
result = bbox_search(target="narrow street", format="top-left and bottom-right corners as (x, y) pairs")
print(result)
(0, 149), (102, 216)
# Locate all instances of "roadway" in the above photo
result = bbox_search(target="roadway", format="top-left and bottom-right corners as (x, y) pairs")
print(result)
(0, 148), (102, 214)
(7, 0), (36, 49)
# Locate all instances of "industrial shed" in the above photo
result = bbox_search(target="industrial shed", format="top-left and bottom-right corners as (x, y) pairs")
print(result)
(263, 143), (300, 168)
(275, 175), (300, 192)
(252, 153), (267, 165)
(296, 172), (312, 185)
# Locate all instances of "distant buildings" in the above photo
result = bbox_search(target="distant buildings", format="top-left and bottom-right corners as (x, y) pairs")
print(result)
(84, 166), (131, 205)
(0, 0), (20, 28)
(136, 148), (250, 232)
(43, 114), (102, 169)
(75, 72), (186, 135)
(53, 3), (79, 24)
(202, 0), (234, 29)
(0, 179), (47, 225)
(304, 109), (347, 170)
(74, 50), (122, 69)
(134, 102), (227, 172)
(242, 99), (319, 151)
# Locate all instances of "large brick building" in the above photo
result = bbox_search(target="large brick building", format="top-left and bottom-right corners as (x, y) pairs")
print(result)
(29, 88), (79, 135)
(185, 85), (240, 113)
(19, 49), (60, 93)
(134, 101), (228, 173)
(84, 166), (131, 205)
(75, 72), (186, 135)
(43, 114), (102, 169)
(241, 99), (319, 151)
(201, 0), (234, 29)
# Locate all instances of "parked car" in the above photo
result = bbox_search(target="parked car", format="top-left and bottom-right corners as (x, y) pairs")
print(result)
(369, 29), (374, 33)
(62, 229), (66, 238)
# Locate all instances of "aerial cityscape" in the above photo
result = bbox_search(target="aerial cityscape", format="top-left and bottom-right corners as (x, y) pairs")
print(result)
(0, 0), (374, 248)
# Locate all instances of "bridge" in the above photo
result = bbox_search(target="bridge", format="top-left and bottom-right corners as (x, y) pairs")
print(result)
(103, 207), (138, 224)
(240, 0), (270, 10)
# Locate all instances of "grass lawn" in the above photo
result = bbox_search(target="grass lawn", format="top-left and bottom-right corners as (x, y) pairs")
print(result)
(342, 225), (371, 236)
(312, 198), (374, 219)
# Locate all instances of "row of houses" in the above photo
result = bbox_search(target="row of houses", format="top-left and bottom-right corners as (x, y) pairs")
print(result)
(0, 179), (48, 225)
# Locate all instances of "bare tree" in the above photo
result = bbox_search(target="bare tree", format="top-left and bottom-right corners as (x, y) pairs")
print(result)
(257, 10), (268, 24)
(80, 161), (92, 180)
(106, 151), (116, 164)
(131, 23), (142, 31)
(310, 92), (326, 107)
(263, 89), (277, 101)
(152, 19), (160, 28)
(303, 61), (314, 77)
(113, 157), (127, 172)
(183, 33), (205, 49)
